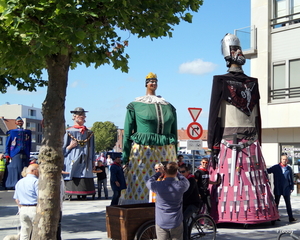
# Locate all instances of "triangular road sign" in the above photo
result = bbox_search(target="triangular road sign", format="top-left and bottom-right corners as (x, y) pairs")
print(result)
(188, 108), (202, 122)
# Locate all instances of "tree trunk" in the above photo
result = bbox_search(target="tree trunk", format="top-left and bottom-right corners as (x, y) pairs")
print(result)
(32, 53), (70, 239)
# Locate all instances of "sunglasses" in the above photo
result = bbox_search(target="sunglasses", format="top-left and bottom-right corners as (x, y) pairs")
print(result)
(202, 162), (208, 164)
(179, 170), (186, 173)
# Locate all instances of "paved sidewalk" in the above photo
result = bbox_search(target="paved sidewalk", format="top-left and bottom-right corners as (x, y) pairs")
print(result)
(1, 189), (300, 240)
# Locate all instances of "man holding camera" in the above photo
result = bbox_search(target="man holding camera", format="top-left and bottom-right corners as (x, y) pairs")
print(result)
(146, 162), (189, 240)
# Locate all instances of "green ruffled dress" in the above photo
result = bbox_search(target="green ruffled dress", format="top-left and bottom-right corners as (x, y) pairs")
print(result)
(120, 95), (178, 204)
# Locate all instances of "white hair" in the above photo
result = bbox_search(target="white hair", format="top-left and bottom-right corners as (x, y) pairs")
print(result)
(155, 163), (164, 168)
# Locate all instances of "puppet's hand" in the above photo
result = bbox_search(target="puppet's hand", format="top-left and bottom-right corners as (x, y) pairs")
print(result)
(213, 148), (220, 159)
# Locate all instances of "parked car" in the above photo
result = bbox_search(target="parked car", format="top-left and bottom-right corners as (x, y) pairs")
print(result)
(181, 154), (203, 171)
(30, 152), (39, 158)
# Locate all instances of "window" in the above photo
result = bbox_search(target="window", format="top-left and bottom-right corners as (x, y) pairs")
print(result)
(272, 0), (300, 28)
(272, 63), (286, 99)
(26, 122), (36, 131)
(31, 133), (36, 143)
(0, 137), (3, 145)
(37, 123), (42, 132)
(290, 59), (300, 88)
(274, 64), (286, 89)
(271, 59), (300, 100)
(275, 0), (286, 18)
(289, 59), (300, 98)
(281, 144), (300, 175)
(291, 0), (300, 15)
(29, 109), (36, 117)
(37, 134), (43, 144)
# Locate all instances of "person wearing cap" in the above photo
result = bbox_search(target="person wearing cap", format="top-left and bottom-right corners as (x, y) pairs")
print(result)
(4, 116), (31, 189)
(207, 34), (279, 224)
(62, 107), (96, 200)
(121, 72), (178, 204)
(13, 163), (39, 240)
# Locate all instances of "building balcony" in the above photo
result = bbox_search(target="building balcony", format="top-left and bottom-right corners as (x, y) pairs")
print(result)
(270, 86), (300, 101)
(234, 26), (257, 59)
(271, 12), (300, 30)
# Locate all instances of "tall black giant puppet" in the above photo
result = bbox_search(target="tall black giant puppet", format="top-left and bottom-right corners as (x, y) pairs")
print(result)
(208, 33), (279, 224)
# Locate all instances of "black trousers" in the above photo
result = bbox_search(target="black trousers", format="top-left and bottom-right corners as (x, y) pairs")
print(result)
(111, 189), (121, 205)
(275, 194), (293, 220)
(199, 191), (211, 215)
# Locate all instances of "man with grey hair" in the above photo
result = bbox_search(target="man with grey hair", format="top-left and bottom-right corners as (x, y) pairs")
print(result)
(13, 164), (39, 240)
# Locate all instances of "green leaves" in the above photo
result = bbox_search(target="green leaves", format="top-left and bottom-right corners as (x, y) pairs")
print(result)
(0, 0), (203, 92)
(183, 12), (193, 23)
(74, 29), (85, 40)
(91, 121), (118, 152)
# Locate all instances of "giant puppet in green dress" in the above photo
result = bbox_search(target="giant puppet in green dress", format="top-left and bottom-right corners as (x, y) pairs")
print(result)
(120, 72), (178, 204)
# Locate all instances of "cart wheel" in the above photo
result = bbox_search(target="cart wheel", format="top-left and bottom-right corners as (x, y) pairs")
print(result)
(134, 220), (156, 240)
(68, 195), (72, 201)
(243, 224), (248, 229)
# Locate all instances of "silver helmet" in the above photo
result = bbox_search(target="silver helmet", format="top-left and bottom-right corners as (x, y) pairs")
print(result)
(221, 33), (246, 67)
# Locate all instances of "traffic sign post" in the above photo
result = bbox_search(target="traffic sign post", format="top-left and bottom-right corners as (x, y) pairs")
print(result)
(186, 140), (202, 150)
(187, 107), (204, 174)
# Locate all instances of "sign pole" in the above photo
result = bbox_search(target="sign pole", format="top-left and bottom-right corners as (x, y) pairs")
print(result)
(186, 107), (203, 174)
(192, 150), (195, 174)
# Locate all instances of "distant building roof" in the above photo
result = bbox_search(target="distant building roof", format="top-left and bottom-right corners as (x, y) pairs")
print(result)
(0, 117), (16, 134)
(177, 128), (207, 141)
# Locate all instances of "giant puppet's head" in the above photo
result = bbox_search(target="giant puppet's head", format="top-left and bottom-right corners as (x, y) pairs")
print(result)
(221, 33), (246, 68)
(15, 116), (24, 128)
(70, 107), (88, 125)
(145, 72), (158, 87)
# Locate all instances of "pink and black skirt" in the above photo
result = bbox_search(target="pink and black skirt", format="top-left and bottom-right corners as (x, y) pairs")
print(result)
(209, 139), (279, 224)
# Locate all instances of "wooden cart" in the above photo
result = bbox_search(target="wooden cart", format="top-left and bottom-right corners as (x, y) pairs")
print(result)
(106, 203), (155, 240)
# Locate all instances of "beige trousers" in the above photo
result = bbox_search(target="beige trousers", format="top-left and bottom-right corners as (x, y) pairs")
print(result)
(19, 206), (36, 240)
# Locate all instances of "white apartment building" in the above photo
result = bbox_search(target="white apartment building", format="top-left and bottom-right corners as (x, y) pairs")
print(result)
(0, 103), (43, 151)
(0, 103), (43, 120)
(236, 1), (300, 181)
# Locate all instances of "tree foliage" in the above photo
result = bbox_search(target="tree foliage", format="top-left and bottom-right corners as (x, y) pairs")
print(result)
(92, 121), (118, 152)
(0, 0), (203, 93)
(0, 0), (203, 239)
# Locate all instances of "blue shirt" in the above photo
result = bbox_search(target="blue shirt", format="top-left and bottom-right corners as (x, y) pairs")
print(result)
(13, 174), (38, 205)
(110, 163), (126, 191)
(146, 172), (189, 229)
